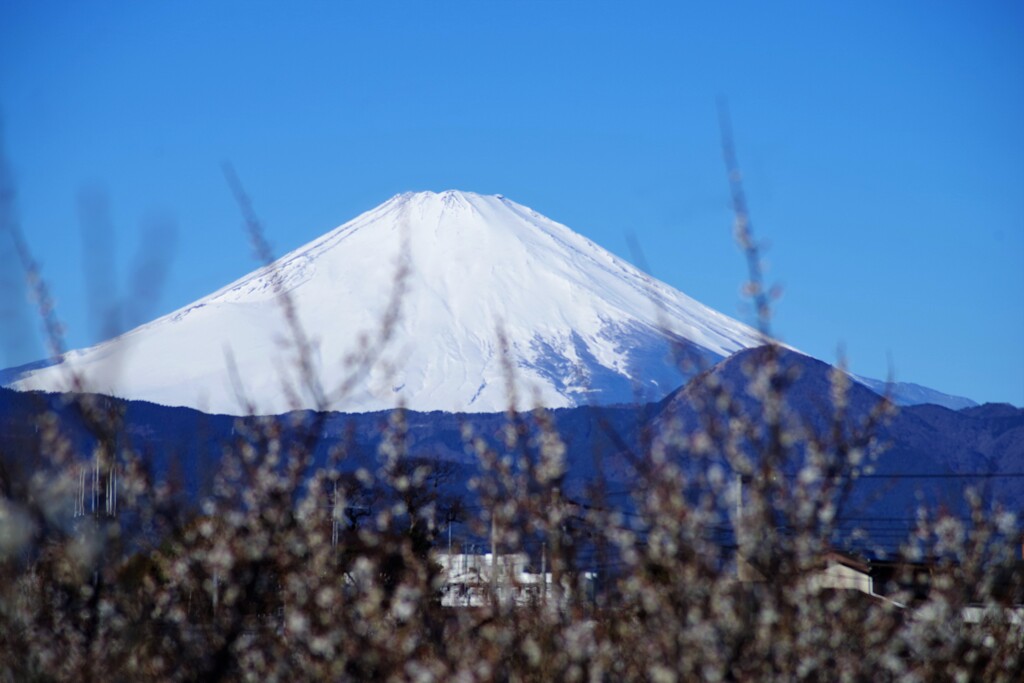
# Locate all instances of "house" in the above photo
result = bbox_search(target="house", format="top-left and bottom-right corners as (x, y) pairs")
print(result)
(809, 551), (874, 595)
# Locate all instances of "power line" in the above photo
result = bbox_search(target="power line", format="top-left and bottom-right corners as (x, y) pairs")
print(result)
(856, 473), (1024, 479)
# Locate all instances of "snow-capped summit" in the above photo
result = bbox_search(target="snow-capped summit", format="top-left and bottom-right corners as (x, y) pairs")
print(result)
(6, 190), (769, 414)
(3, 190), (971, 414)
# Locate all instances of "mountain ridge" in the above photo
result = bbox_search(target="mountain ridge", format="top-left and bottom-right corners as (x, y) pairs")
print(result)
(1, 347), (1018, 550)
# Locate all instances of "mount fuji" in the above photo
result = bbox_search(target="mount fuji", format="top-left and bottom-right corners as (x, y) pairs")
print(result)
(3, 190), (972, 414)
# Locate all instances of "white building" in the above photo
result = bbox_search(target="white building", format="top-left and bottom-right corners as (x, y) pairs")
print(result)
(435, 551), (595, 609)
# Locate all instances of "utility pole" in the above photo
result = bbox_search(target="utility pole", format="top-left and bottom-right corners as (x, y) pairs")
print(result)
(541, 542), (547, 605)
(736, 472), (761, 582)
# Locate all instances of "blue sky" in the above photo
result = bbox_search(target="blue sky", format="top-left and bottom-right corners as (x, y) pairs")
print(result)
(1, 1), (1022, 405)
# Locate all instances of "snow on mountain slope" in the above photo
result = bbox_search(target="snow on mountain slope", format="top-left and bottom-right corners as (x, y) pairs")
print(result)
(7, 191), (769, 414)
(3, 190), (973, 414)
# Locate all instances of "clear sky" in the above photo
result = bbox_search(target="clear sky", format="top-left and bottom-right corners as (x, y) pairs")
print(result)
(1, 1), (1022, 406)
